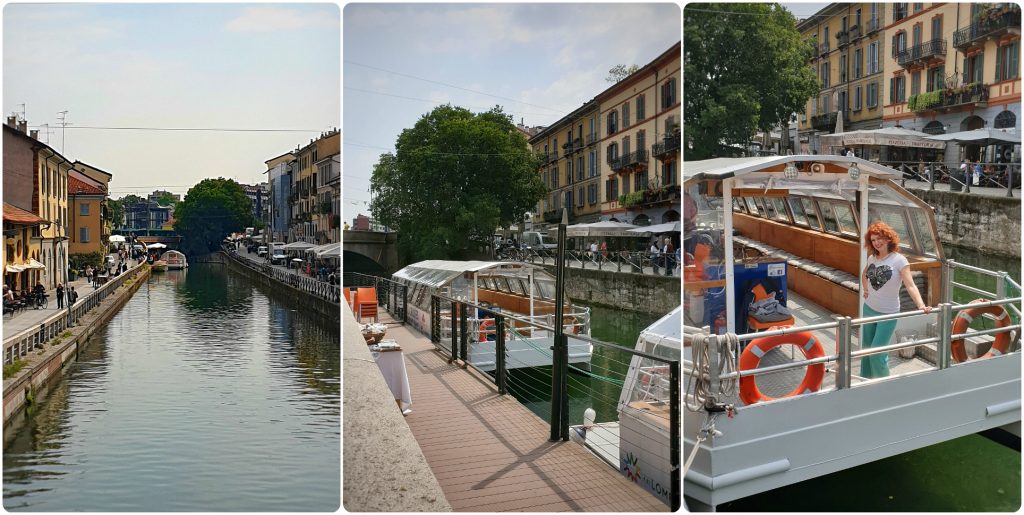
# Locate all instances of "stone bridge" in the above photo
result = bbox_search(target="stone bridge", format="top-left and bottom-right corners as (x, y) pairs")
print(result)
(342, 230), (400, 276)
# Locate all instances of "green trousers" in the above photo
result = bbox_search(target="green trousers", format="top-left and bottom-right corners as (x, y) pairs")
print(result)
(860, 304), (897, 378)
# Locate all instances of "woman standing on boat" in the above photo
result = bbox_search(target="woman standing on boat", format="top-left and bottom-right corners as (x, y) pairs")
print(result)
(861, 222), (932, 378)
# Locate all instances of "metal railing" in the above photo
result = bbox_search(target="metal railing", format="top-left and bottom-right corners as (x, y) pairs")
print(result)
(507, 248), (679, 277)
(430, 293), (680, 510)
(343, 272), (408, 323)
(953, 9), (1022, 48)
(896, 38), (946, 66)
(882, 159), (1019, 197)
(222, 248), (341, 305)
(4, 261), (148, 366)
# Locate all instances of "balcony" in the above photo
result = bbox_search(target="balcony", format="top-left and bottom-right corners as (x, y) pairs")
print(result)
(896, 39), (947, 68)
(837, 31), (850, 47)
(543, 209), (574, 224)
(637, 185), (681, 209)
(586, 133), (599, 146)
(819, 41), (830, 55)
(953, 8), (1021, 49)
(652, 132), (681, 159)
(908, 83), (990, 113)
(866, 17), (882, 34)
(811, 111), (839, 132)
(609, 150), (649, 173)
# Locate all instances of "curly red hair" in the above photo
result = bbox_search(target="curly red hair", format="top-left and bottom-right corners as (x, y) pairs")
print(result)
(864, 222), (900, 256)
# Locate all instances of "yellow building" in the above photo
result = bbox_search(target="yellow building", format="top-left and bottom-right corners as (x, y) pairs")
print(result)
(797, 3), (888, 153)
(68, 171), (107, 256)
(72, 161), (113, 250)
(528, 100), (602, 229)
(313, 130), (340, 244)
(3, 203), (50, 292)
(883, 2), (1020, 163)
(596, 41), (681, 226)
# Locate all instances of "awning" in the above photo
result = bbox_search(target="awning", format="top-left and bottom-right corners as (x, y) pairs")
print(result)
(23, 259), (45, 270)
(109, 235), (127, 243)
(147, 242), (167, 249)
(627, 221), (681, 235)
(565, 221), (642, 238)
(312, 242), (341, 258)
(820, 127), (946, 149)
(5, 264), (25, 273)
(924, 128), (1020, 146)
(282, 241), (315, 250)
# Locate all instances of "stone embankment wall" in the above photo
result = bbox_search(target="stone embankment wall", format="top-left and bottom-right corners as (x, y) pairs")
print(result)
(3, 266), (151, 429)
(540, 265), (681, 315)
(213, 252), (340, 320)
(912, 189), (1021, 258)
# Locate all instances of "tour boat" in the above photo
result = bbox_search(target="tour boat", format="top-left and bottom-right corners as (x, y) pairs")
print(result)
(682, 155), (1021, 510)
(391, 260), (593, 371)
(163, 250), (188, 270)
(151, 260), (168, 272)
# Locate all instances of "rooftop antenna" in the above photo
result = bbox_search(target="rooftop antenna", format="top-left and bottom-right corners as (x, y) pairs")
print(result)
(16, 103), (26, 122)
(57, 110), (72, 154)
(38, 123), (56, 144)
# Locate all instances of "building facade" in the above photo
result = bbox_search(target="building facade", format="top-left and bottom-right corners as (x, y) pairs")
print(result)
(124, 201), (171, 232)
(3, 203), (50, 292)
(265, 152), (294, 243)
(68, 172), (107, 256)
(313, 131), (340, 244)
(528, 100), (602, 231)
(596, 42), (681, 226)
(242, 183), (270, 229)
(798, 3), (889, 154)
(72, 162), (112, 253)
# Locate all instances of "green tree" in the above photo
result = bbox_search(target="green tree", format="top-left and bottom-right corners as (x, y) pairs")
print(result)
(684, 3), (819, 160)
(156, 191), (178, 207)
(173, 178), (253, 255)
(370, 105), (545, 261)
(606, 64), (640, 83)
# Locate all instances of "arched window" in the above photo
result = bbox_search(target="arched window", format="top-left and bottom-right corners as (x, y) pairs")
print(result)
(994, 110), (1016, 129)
(960, 115), (985, 131)
(633, 214), (651, 226)
(662, 210), (680, 223)
(922, 120), (945, 134)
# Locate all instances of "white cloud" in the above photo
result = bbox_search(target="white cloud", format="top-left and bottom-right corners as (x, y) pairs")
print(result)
(225, 6), (337, 32)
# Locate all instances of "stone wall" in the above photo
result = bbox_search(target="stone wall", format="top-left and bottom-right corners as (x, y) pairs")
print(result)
(540, 265), (681, 316)
(911, 189), (1021, 258)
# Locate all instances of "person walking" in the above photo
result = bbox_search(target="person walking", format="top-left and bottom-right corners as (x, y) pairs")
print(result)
(56, 283), (64, 309)
(663, 237), (675, 276)
(600, 241), (608, 262)
(649, 240), (661, 275)
(860, 222), (932, 378)
(85, 265), (94, 286)
(68, 286), (78, 306)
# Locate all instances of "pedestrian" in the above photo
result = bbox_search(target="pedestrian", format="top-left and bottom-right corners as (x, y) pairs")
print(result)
(56, 283), (64, 309)
(69, 286), (78, 306)
(861, 222), (931, 378)
(663, 237), (675, 276)
(589, 241), (598, 261)
(85, 265), (93, 286)
(600, 241), (608, 262)
(649, 240), (661, 275)
(973, 160), (984, 186)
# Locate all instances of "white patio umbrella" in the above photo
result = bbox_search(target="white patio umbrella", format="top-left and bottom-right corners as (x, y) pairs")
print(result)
(565, 220), (641, 238)
(924, 128), (1020, 146)
(282, 241), (315, 251)
(147, 243), (167, 249)
(109, 235), (126, 243)
(627, 221), (681, 235)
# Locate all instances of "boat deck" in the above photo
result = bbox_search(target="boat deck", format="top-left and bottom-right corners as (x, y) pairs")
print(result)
(377, 314), (668, 512)
(726, 291), (936, 401)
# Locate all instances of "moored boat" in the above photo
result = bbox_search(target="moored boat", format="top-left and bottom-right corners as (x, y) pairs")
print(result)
(163, 250), (188, 270)
(682, 155), (1021, 510)
(151, 260), (168, 272)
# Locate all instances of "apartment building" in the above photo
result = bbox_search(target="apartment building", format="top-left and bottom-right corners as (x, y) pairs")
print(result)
(313, 131), (340, 244)
(528, 100), (602, 231)
(73, 161), (113, 249)
(265, 152), (294, 243)
(68, 171), (107, 256)
(798, 3), (888, 153)
(882, 2), (1020, 164)
(596, 42), (681, 226)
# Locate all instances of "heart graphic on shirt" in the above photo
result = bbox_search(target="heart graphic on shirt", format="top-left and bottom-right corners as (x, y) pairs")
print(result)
(866, 263), (893, 290)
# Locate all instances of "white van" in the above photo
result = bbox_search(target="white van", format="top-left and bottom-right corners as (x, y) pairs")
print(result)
(522, 231), (556, 252)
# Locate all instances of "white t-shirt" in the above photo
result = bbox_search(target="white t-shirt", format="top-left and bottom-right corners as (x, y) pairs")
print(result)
(864, 252), (909, 313)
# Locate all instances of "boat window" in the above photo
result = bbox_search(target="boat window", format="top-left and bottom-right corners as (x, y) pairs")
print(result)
(787, 196), (809, 226)
(534, 276), (554, 299)
(508, 279), (527, 296)
(833, 202), (859, 236)
(768, 197), (790, 222)
(752, 197), (769, 217)
(868, 207), (915, 253)
(800, 197), (822, 230)
(743, 197), (760, 216)
(733, 198), (746, 213)
(759, 197), (777, 219)
(910, 209), (938, 257)
(818, 200), (841, 234)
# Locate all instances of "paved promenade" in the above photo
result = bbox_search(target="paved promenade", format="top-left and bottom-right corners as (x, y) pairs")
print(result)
(901, 179), (1021, 199)
(3, 254), (136, 340)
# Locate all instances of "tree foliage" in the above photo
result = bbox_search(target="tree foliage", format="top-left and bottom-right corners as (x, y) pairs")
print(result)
(156, 191), (178, 207)
(370, 105), (545, 261)
(173, 178), (253, 255)
(684, 3), (818, 160)
(606, 64), (640, 83)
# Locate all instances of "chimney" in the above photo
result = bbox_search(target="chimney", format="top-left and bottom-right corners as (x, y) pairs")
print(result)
(17, 120), (27, 134)
(6, 116), (15, 128)
(30, 130), (38, 140)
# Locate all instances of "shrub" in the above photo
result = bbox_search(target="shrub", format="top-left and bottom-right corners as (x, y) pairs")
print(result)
(3, 360), (26, 379)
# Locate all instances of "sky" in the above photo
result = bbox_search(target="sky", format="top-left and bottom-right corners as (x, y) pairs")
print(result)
(3, 3), (340, 199)
(342, 3), (681, 224)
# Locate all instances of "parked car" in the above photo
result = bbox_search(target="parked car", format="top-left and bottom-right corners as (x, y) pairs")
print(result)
(257, 246), (268, 257)
(271, 253), (287, 265)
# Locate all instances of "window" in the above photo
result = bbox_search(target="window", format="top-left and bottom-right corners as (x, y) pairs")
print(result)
(588, 150), (597, 177)
(854, 48), (863, 78)
(927, 65), (945, 91)
(867, 41), (879, 74)
(868, 82), (878, 107)
(577, 187), (584, 207)
(834, 203), (858, 235)
(823, 93), (831, 113)
(855, 8), (862, 27)
(606, 177), (619, 201)
(769, 197), (790, 222)
(607, 111), (618, 135)
(663, 160), (677, 185)
(661, 78), (677, 108)
(80, 227), (89, 243)
(854, 86), (862, 111)
(912, 24), (922, 48)
(964, 53), (984, 84)
(996, 42), (1020, 81)
(893, 3), (907, 21)
(622, 136), (630, 159)
(637, 130), (646, 153)
(636, 94), (645, 120)
(606, 142), (619, 164)
(913, 3), (922, 13)
(800, 198), (821, 230)
(840, 54), (847, 83)
(931, 15), (942, 41)
(911, 71), (921, 96)
(566, 161), (573, 185)
(891, 31), (907, 58)
(819, 202), (840, 234)
(821, 62), (831, 87)
(80, 203), (90, 216)
(623, 102), (630, 128)
(589, 117), (596, 141)
(552, 164), (559, 188)
(635, 170), (648, 192)
(577, 156), (584, 181)
(622, 173), (630, 195)
(588, 183), (598, 205)
(889, 75), (906, 104)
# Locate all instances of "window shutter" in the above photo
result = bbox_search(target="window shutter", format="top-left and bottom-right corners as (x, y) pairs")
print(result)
(996, 46), (1003, 81)
(889, 78), (895, 103)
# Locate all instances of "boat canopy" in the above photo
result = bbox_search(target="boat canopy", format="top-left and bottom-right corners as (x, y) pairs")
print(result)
(394, 260), (557, 313)
(617, 306), (681, 433)
(683, 155), (901, 182)
(394, 260), (540, 288)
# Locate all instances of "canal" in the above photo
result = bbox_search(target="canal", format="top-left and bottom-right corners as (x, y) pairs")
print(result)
(3, 263), (340, 511)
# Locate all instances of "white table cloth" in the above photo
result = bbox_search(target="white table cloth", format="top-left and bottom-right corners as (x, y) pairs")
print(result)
(371, 350), (412, 412)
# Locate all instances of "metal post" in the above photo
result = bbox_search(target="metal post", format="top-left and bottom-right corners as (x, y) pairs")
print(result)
(1006, 166), (1015, 198)
(938, 303), (952, 370)
(496, 315), (507, 395)
(402, 285), (408, 323)
(996, 270), (1007, 300)
(459, 302), (468, 362)
(929, 161), (936, 191)
(550, 208), (568, 442)
(450, 301), (458, 363)
(943, 260), (956, 304)
(834, 315), (852, 389)
(669, 359), (681, 512)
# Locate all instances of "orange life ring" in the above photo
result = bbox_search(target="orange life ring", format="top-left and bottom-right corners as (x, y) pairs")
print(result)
(563, 316), (582, 335)
(739, 331), (825, 405)
(479, 318), (496, 341)
(951, 300), (1012, 363)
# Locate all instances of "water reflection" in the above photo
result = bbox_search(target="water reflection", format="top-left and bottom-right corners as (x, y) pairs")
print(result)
(3, 263), (340, 511)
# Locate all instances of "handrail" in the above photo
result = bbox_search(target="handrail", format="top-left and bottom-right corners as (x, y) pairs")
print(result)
(222, 247), (340, 305)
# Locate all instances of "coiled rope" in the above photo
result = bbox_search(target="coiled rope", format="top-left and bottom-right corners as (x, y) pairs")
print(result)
(684, 332), (740, 412)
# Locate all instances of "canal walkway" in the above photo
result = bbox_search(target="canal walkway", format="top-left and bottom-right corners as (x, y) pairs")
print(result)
(901, 179), (1021, 199)
(371, 314), (668, 512)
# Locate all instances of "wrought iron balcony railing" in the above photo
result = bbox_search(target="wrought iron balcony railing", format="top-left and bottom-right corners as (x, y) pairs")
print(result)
(811, 111), (839, 132)
(896, 39), (947, 67)
(867, 17), (882, 33)
(953, 9), (1022, 49)
(652, 133), (681, 159)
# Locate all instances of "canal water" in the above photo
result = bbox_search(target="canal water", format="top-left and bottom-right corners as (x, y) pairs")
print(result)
(3, 263), (340, 511)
